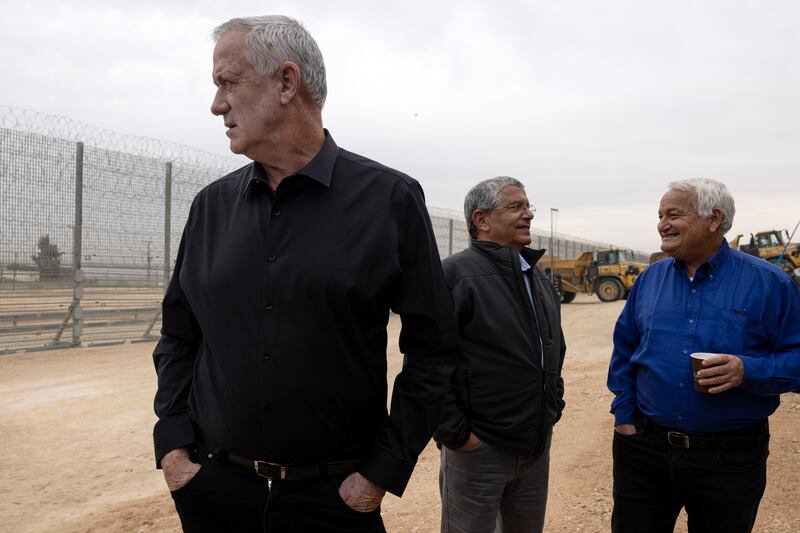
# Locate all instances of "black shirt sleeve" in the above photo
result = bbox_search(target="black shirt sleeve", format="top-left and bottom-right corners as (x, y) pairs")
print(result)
(152, 205), (202, 467)
(357, 180), (459, 495)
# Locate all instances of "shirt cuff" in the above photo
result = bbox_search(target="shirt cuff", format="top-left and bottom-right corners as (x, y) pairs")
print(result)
(153, 414), (196, 468)
(611, 401), (635, 427)
(357, 446), (416, 497)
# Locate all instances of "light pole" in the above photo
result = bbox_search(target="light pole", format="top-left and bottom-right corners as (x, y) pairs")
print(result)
(550, 208), (559, 283)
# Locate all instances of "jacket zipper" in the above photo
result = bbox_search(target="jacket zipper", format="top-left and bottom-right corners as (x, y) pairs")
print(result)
(512, 249), (548, 456)
(531, 275), (548, 457)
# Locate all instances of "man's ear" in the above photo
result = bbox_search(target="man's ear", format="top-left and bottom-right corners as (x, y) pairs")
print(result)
(473, 210), (491, 234)
(277, 61), (301, 105)
(708, 207), (723, 233)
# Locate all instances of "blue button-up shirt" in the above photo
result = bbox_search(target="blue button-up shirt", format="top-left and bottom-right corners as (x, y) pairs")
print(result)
(608, 240), (800, 433)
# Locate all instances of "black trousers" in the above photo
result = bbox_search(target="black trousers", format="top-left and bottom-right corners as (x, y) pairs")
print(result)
(170, 452), (386, 533)
(611, 427), (769, 533)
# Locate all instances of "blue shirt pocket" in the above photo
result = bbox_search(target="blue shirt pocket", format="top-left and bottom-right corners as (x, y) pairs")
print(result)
(710, 310), (764, 356)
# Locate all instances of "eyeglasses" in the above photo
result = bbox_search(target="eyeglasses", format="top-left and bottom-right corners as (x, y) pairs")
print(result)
(493, 202), (536, 214)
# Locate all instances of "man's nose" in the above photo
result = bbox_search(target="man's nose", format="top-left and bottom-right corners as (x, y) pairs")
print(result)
(210, 88), (230, 116)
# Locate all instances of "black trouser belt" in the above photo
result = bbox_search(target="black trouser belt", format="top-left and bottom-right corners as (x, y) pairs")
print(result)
(643, 416), (768, 450)
(209, 449), (358, 481)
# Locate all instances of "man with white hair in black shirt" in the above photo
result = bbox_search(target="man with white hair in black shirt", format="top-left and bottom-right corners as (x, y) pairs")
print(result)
(152, 15), (459, 532)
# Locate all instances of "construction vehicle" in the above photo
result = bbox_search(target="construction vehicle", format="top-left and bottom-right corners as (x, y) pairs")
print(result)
(738, 228), (800, 283)
(544, 248), (648, 303)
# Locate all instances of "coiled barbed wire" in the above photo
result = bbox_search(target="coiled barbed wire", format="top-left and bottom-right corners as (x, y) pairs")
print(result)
(0, 105), (241, 173)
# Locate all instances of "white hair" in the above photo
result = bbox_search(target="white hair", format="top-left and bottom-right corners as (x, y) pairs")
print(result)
(667, 178), (735, 234)
(213, 15), (327, 108)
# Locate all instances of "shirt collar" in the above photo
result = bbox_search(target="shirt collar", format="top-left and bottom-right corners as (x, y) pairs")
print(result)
(242, 129), (339, 197)
(671, 238), (730, 276)
(707, 238), (731, 272)
(519, 253), (532, 273)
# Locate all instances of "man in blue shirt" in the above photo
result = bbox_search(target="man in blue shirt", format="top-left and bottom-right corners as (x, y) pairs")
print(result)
(607, 178), (800, 533)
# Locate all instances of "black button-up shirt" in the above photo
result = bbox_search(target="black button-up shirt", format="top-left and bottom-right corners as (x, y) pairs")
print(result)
(152, 131), (459, 495)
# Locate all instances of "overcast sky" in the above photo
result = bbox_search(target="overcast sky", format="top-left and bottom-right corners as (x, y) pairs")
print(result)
(2, 0), (798, 252)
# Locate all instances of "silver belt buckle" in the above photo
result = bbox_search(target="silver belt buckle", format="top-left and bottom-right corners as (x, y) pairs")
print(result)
(253, 460), (287, 479)
(667, 431), (690, 448)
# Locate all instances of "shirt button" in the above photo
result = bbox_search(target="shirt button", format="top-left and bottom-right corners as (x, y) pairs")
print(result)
(678, 415), (683, 420)
(688, 319), (694, 324)
(268, 255), (277, 262)
(691, 289), (696, 294)
(679, 383), (684, 388)
(682, 349), (688, 354)
(272, 210), (281, 217)
(264, 304), (273, 311)
(263, 353), (272, 360)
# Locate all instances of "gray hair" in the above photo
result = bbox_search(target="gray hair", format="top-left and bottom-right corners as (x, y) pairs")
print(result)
(464, 176), (525, 238)
(213, 15), (327, 108)
(667, 178), (735, 234)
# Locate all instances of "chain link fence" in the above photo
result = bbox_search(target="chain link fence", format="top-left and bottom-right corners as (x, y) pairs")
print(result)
(0, 107), (241, 353)
(1, 105), (630, 354)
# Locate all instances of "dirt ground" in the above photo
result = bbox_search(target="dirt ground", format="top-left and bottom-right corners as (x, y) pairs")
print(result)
(1, 294), (799, 533)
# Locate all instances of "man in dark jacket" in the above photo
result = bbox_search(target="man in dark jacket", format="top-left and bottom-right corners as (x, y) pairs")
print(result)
(435, 176), (566, 533)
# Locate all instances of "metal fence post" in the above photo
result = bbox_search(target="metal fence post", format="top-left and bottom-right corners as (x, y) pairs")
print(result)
(164, 161), (172, 289)
(448, 218), (454, 257)
(72, 141), (84, 346)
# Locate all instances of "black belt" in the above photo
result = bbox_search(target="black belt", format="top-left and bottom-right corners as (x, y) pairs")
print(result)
(642, 416), (768, 450)
(204, 448), (358, 481)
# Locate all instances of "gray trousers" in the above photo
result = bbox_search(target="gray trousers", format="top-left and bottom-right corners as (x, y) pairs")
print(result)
(439, 432), (551, 533)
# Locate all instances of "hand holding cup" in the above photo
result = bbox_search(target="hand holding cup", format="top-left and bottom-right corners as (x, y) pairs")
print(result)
(691, 352), (745, 393)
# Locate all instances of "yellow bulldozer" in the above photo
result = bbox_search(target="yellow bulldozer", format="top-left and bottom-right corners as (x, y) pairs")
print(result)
(543, 248), (648, 303)
(737, 228), (800, 283)
(649, 251), (667, 264)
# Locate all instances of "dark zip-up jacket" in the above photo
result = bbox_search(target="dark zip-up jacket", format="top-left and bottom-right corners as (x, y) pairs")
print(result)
(435, 240), (566, 456)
